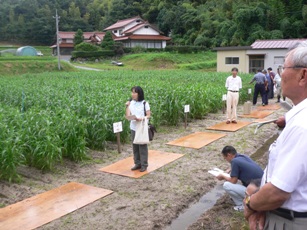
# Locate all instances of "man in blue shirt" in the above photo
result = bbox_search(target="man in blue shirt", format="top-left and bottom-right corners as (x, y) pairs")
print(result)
(216, 146), (264, 211)
(250, 69), (268, 106)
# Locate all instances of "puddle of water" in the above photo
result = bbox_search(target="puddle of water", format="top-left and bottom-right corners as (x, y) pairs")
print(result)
(165, 183), (225, 230)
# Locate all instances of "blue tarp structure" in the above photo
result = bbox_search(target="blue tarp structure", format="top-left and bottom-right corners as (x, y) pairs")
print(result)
(16, 46), (38, 56)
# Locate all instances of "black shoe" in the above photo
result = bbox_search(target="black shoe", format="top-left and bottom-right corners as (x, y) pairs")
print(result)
(140, 167), (147, 172)
(131, 165), (141, 170)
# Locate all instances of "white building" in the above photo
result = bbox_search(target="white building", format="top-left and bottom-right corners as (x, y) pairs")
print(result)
(214, 39), (307, 73)
(104, 16), (171, 49)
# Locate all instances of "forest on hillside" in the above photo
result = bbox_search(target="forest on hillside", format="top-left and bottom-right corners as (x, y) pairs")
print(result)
(0, 0), (306, 47)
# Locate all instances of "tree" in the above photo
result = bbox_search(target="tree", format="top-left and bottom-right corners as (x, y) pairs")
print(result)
(0, 0), (307, 46)
(101, 31), (115, 50)
(75, 42), (101, 51)
(74, 29), (84, 46)
(69, 2), (81, 19)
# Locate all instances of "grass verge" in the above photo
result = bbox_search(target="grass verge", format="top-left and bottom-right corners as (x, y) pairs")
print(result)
(71, 51), (217, 71)
(0, 59), (76, 76)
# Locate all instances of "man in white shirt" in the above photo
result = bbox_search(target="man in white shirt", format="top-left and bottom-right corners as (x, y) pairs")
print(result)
(274, 67), (284, 103)
(244, 41), (307, 230)
(225, 67), (242, 124)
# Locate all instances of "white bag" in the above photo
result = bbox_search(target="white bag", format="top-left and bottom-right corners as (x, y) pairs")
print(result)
(133, 118), (150, 144)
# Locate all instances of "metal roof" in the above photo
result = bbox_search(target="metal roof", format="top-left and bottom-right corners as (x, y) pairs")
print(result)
(104, 16), (143, 30)
(123, 23), (148, 34)
(213, 46), (252, 51)
(123, 23), (163, 35)
(114, 34), (171, 41)
(251, 39), (307, 49)
(58, 31), (105, 40)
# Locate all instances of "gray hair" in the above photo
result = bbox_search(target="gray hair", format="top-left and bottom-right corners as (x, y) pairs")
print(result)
(289, 40), (307, 50)
(287, 41), (307, 67)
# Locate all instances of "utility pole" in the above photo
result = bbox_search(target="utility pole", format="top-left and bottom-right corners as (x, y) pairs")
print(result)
(53, 9), (61, 70)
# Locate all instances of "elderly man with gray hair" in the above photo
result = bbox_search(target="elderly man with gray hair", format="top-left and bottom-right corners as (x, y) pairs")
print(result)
(244, 41), (307, 230)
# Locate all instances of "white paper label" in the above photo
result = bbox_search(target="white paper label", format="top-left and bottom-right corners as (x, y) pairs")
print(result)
(222, 94), (227, 101)
(113, 121), (123, 133)
(248, 88), (252, 94)
(184, 105), (190, 113)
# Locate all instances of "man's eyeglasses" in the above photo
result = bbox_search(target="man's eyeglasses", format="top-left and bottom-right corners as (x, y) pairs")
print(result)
(282, 66), (307, 70)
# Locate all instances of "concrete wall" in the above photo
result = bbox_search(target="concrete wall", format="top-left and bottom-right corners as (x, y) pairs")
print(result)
(134, 27), (159, 35)
(246, 49), (287, 72)
(216, 50), (248, 73)
(217, 48), (287, 73)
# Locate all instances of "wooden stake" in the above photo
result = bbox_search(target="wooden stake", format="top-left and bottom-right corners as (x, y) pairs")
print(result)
(184, 113), (188, 129)
(116, 132), (121, 153)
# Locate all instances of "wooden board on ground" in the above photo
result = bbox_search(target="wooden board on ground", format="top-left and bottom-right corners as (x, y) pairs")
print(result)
(99, 150), (184, 178)
(0, 182), (113, 230)
(239, 110), (275, 119)
(166, 132), (226, 149)
(206, 121), (252, 132)
(257, 104), (281, 110)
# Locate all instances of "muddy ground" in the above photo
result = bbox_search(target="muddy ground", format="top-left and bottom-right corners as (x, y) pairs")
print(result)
(0, 100), (285, 230)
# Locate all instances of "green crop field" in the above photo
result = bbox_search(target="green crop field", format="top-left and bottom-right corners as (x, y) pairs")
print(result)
(0, 70), (252, 181)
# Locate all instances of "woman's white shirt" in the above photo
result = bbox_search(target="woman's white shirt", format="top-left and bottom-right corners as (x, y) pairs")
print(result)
(129, 100), (150, 131)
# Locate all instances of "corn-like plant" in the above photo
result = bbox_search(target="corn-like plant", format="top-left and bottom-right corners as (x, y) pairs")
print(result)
(0, 70), (251, 180)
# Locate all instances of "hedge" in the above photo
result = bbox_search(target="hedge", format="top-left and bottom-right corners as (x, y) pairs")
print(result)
(165, 46), (208, 53)
(71, 50), (115, 59)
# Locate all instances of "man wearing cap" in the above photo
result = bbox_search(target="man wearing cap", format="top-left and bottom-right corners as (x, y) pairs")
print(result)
(249, 69), (267, 106)
(225, 67), (242, 124)
(244, 41), (307, 230)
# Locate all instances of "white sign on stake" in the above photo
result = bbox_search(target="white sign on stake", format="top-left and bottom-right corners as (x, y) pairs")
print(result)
(184, 105), (190, 113)
(222, 94), (227, 101)
(248, 88), (252, 94)
(113, 121), (123, 133)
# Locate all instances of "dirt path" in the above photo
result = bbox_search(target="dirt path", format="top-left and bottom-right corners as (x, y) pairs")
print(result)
(0, 100), (285, 230)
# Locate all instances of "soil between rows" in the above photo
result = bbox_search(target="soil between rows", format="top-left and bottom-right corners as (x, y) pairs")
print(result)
(0, 100), (285, 230)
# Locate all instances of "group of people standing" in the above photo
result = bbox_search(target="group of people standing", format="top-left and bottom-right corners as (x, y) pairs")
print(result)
(221, 41), (307, 230)
(225, 66), (284, 124)
(250, 67), (283, 106)
(125, 41), (307, 230)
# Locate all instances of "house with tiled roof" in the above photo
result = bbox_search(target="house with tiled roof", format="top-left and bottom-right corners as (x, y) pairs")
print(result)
(214, 39), (307, 73)
(104, 16), (171, 49)
(51, 31), (105, 55)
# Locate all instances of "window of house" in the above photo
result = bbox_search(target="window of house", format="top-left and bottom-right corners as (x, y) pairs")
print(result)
(274, 56), (284, 65)
(113, 30), (117, 33)
(225, 57), (239, 64)
(249, 55), (264, 73)
(145, 26), (148, 29)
